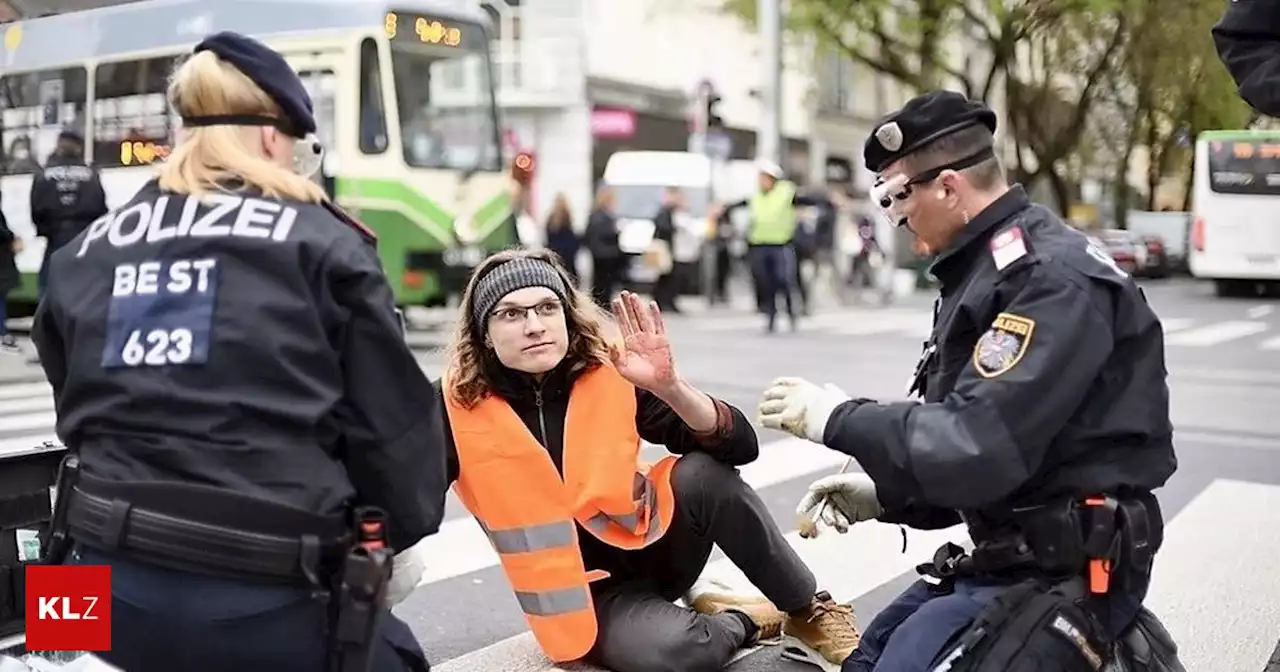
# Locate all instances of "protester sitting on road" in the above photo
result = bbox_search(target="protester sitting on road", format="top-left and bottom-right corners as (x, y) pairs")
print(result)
(434, 248), (861, 672)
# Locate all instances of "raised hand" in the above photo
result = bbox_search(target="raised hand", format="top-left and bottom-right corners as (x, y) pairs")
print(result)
(610, 291), (677, 393)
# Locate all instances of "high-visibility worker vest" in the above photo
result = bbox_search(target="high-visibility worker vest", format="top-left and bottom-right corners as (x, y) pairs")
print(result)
(445, 363), (679, 662)
(748, 179), (798, 245)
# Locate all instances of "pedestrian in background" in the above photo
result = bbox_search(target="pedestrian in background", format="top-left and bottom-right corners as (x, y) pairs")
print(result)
(585, 185), (624, 307)
(0, 198), (21, 354)
(545, 192), (581, 285)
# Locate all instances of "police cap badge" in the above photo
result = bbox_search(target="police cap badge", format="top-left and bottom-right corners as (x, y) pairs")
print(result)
(863, 90), (998, 174)
(972, 312), (1035, 378)
(874, 122), (903, 152)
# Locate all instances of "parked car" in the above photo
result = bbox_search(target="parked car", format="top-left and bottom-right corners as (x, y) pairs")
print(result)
(1096, 229), (1146, 276)
(1134, 234), (1171, 278)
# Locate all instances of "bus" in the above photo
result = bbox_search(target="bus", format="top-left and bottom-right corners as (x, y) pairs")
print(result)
(0, 0), (514, 317)
(1191, 129), (1280, 297)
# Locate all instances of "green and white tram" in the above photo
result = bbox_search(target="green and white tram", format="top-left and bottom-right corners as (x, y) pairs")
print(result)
(0, 0), (514, 316)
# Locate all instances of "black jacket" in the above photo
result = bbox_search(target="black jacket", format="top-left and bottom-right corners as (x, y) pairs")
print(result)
(32, 179), (448, 553)
(1213, 0), (1280, 117)
(822, 186), (1177, 531)
(435, 359), (758, 571)
(584, 209), (622, 263)
(0, 206), (19, 295)
(30, 153), (108, 253)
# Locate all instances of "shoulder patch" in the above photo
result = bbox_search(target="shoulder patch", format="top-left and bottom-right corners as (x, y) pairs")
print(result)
(972, 312), (1035, 378)
(990, 227), (1028, 271)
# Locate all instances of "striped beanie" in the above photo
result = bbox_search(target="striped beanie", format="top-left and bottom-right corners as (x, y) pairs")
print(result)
(471, 257), (571, 334)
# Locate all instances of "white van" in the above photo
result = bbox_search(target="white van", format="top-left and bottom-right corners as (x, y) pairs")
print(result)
(602, 151), (713, 288)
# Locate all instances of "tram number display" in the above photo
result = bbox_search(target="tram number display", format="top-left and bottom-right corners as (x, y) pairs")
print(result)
(120, 140), (170, 166)
(384, 11), (465, 47)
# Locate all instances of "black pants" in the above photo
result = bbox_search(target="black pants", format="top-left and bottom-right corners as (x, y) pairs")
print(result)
(748, 245), (797, 324)
(584, 452), (817, 672)
(69, 544), (428, 672)
(653, 269), (680, 312)
(592, 258), (624, 309)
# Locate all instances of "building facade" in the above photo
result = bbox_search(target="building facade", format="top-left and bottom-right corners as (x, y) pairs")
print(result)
(483, 0), (900, 228)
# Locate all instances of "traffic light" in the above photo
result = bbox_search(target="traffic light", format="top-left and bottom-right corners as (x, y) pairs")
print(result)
(512, 151), (535, 185)
(705, 93), (723, 130)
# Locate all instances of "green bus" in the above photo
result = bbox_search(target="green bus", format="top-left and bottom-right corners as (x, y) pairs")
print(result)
(0, 0), (516, 316)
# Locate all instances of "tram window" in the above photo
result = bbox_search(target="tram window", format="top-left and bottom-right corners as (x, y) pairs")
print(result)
(0, 67), (88, 175)
(359, 37), (389, 154)
(93, 56), (181, 168)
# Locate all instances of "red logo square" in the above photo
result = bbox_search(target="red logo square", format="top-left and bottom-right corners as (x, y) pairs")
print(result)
(24, 565), (112, 652)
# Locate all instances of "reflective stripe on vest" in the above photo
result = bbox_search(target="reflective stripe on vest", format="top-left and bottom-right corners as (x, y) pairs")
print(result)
(445, 363), (678, 662)
(581, 471), (664, 544)
(748, 179), (798, 245)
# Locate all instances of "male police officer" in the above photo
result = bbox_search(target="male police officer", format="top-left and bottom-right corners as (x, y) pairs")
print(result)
(757, 91), (1178, 670)
(31, 33), (445, 671)
(1213, 0), (1280, 117)
(30, 128), (107, 299)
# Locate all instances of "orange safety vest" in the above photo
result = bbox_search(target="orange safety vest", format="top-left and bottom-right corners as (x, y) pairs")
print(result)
(445, 363), (678, 662)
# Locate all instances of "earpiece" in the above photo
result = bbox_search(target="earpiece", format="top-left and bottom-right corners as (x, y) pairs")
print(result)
(936, 189), (947, 200)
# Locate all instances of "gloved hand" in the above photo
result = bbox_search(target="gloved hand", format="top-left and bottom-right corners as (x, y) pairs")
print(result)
(757, 377), (851, 444)
(384, 546), (426, 607)
(796, 472), (883, 535)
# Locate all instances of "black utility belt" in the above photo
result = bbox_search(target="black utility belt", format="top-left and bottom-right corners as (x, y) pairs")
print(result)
(925, 492), (1157, 588)
(65, 487), (349, 585)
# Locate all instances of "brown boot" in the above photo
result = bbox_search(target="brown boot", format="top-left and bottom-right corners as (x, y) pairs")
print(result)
(689, 592), (785, 644)
(781, 591), (861, 670)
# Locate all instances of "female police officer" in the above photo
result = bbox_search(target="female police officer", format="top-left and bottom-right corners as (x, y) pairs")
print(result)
(30, 32), (443, 671)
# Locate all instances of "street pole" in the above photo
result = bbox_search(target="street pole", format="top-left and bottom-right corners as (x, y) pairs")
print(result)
(757, 0), (782, 165)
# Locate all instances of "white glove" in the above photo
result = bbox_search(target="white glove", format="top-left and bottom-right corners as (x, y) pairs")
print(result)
(796, 472), (883, 534)
(384, 545), (427, 607)
(757, 377), (851, 444)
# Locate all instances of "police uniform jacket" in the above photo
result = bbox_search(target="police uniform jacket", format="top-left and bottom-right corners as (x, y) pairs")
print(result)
(822, 186), (1178, 532)
(1213, 0), (1280, 117)
(30, 179), (448, 552)
(30, 153), (108, 253)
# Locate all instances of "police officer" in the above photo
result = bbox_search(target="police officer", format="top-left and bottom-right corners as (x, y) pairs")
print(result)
(712, 160), (832, 333)
(756, 91), (1179, 670)
(30, 32), (446, 671)
(29, 128), (108, 299)
(1213, 0), (1280, 117)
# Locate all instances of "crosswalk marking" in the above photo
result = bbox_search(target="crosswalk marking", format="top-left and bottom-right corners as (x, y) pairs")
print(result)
(1143, 480), (1280, 672)
(0, 383), (1276, 671)
(1163, 320), (1268, 346)
(678, 311), (1280, 351)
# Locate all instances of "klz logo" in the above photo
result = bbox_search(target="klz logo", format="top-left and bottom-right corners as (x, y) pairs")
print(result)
(25, 565), (112, 651)
(37, 596), (101, 620)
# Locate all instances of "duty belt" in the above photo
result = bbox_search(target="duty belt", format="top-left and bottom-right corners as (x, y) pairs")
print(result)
(66, 486), (347, 585)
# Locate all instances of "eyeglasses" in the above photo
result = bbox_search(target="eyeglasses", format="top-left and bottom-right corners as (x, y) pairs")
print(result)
(490, 299), (564, 325)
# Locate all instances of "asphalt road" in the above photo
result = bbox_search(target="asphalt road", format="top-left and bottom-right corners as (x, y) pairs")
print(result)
(0, 277), (1275, 671)
(396, 277), (1280, 672)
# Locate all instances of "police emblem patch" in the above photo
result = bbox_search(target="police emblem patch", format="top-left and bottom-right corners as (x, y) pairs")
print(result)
(875, 122), (903, 151)
(972, 312), (1035, 378)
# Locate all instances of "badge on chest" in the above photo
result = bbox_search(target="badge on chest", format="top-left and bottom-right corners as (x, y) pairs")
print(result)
(972, 312), (1035, 378)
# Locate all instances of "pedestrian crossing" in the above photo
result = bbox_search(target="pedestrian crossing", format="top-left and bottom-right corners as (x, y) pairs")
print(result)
(676, 308), (1280, 351)
(1, 382), (1278, 671)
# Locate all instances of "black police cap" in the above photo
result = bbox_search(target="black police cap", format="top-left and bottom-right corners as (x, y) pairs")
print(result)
(192, 31), (316, 137)
(863, 90), (997, 174)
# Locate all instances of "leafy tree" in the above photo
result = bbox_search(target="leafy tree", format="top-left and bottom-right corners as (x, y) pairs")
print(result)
(720, 0), (1130, 212)
(1093, 0), (1253, 218)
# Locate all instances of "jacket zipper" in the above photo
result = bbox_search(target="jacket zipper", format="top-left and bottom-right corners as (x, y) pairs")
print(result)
(534, 388), (548, 446)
